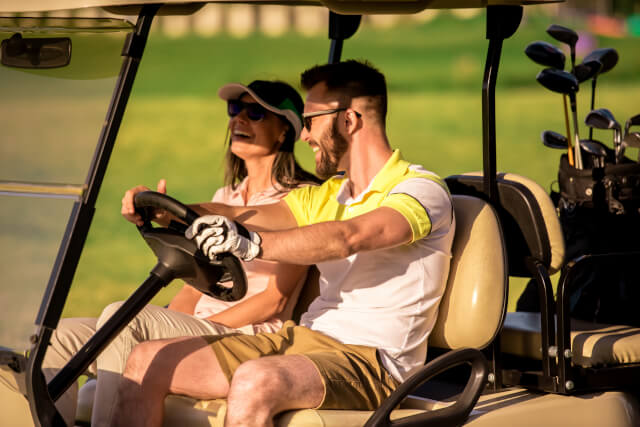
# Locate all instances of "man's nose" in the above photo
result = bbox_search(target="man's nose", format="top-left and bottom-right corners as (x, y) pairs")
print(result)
(300, 126), (310, 141)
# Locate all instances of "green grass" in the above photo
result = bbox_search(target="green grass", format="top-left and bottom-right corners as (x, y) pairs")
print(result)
(60, 10), (640, 318)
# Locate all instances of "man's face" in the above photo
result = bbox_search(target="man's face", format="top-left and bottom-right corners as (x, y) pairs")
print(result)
(302, 83), (350, 179)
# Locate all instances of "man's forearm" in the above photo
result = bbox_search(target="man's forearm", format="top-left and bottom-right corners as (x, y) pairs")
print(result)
(258, 221), (359, 265)
(257, 207), (414, 265)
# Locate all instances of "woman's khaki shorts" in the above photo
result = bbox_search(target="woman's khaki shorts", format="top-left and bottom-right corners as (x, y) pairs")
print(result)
(205, 320), (398, 410)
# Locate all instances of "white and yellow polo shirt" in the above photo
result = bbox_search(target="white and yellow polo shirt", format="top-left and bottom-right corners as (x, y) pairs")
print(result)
(284, 149), (456, 382)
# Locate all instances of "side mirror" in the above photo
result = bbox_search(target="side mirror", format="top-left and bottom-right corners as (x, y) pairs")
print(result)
(1, 33), (71, 69)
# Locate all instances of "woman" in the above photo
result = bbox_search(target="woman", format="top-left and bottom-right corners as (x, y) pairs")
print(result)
(149, 79), (321, 333)
(44, 80), (320, 427)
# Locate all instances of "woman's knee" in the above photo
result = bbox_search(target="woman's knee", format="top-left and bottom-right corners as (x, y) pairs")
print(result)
(97, 301), (125, 329)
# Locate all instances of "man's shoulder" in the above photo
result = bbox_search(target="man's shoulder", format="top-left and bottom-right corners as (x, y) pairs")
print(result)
(387, 161), (449, 198)
(288, 174), (345, 198)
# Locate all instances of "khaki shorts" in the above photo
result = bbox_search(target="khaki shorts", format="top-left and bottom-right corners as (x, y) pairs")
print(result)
(205, 320), (398, 410)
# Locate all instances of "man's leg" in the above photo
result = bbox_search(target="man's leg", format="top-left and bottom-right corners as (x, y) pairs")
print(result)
(226, 355), (324, 427)
(113, 337), (324, 427)
(112, 336), (231, 427)
(42, 317), (97, 427)
(92, 302), (241, 427)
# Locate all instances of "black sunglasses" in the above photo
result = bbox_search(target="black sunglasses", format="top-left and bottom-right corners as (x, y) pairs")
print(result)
(302, 108), (361, 132)
(228, 100), (268, 121)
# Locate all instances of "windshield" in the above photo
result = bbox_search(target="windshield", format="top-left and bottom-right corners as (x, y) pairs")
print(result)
(0, 17), (133, 350)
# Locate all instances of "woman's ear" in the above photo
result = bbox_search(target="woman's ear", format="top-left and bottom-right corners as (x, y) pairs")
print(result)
(278, 123), (290, 143)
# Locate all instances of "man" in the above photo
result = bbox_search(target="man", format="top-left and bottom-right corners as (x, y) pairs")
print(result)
(112, 60), (455, 426)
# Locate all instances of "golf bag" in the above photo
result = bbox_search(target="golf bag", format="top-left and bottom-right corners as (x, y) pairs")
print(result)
(517, 154), (640, 326)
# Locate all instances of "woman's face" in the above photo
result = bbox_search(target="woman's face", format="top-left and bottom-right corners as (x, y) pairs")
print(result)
(228, 93), (289, 161)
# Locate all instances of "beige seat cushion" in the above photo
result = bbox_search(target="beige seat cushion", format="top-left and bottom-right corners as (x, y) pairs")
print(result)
(162, 386), (640, 427)
(430, 195), (507, 349)
(502, 311), (640, 367)
(163, 396), (425, 427)
(0, 366), (34, 427)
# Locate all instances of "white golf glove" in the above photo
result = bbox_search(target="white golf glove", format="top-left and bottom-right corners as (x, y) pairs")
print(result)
(185, 215), (261, 262)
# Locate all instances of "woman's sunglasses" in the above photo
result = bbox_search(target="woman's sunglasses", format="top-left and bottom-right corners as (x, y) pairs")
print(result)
(227, 100), (268, 121)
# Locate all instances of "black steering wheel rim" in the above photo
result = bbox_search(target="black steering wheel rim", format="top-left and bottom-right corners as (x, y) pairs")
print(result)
(133, 191), (248, 302)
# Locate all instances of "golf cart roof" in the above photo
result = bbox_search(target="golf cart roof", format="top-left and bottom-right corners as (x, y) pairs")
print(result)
(0, 0), (562, 14)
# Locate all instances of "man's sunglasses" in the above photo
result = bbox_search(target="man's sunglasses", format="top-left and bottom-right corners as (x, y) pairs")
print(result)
(302, 108), (361, 132)
(227, 100), (268, 121)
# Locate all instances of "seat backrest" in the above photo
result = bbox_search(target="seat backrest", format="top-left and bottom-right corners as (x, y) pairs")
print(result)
(430, 195), (508, 350)
(446, 173), (565, 277)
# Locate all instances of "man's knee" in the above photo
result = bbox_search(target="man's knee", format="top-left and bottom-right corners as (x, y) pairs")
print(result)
(122, 341), (162, 384)
(226, 360), (284, 423)
(229, 360), (287, 406)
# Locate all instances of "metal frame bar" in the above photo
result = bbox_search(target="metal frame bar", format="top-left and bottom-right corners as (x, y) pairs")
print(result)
(327, 11), (361, 64)
(23, 5), (161, 426)
(482, 5), (523, 204)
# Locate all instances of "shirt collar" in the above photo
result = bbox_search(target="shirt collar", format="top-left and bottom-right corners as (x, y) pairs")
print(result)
(229, 177), (284, 204)
(336, 149), (408, 204)
(368, 149), (408, 194)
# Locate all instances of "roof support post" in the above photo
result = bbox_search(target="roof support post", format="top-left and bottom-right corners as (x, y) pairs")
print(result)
(482, 5), (523, 203)
(328, 11), (361, 64)
(24, 5), (160, 426)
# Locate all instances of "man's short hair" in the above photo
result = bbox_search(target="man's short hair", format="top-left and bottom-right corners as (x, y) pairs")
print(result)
(301, 60), (387, 122)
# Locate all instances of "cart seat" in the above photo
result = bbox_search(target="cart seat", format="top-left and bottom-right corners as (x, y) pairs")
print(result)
(446, 172), (640, 393)
(502, 312), (640, 367)
(161, 386), (640, 427)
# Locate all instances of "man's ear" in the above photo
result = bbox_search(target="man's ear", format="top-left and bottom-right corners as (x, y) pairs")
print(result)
(345, 109), (361, 135)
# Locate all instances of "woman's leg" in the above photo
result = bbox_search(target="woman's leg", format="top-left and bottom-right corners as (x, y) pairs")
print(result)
(41, 317), (97, 427)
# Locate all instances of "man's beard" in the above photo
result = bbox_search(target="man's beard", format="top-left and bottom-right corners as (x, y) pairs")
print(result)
(316, 118), (349, 179)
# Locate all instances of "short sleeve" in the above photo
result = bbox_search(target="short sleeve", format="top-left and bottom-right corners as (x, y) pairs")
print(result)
(283, 185), (313, 227)
(383, 178), (452, 243)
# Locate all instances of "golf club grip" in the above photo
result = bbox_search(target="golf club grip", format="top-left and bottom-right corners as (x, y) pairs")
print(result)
(134, 191), (200, 224)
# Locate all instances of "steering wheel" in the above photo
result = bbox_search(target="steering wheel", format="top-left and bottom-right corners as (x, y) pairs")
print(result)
(133, 191), (247, 301)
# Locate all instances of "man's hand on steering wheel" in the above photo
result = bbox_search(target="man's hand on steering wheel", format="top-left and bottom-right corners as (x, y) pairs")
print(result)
(122, 179), (168, 226)
(185, 215), (262, 262)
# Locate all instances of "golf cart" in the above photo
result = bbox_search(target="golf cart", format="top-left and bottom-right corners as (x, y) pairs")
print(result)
(1, 0), (639, 426)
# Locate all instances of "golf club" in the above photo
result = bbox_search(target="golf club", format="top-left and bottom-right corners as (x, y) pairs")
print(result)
(537, 68), (582, 168)
(624, 113), (640, 137)
(622, 132), (640, 162)
(583, 48), (619, 139)
(574, 59), (602, 83)
(585, 108), (622, 163)
(547, 24), (578, 71)
(542, 130), (569, 150)
(580, 139), (608, 168)
(623, 132), (640, 148)
(525, 41), (566, 70)
(525, 40), (573, 164)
